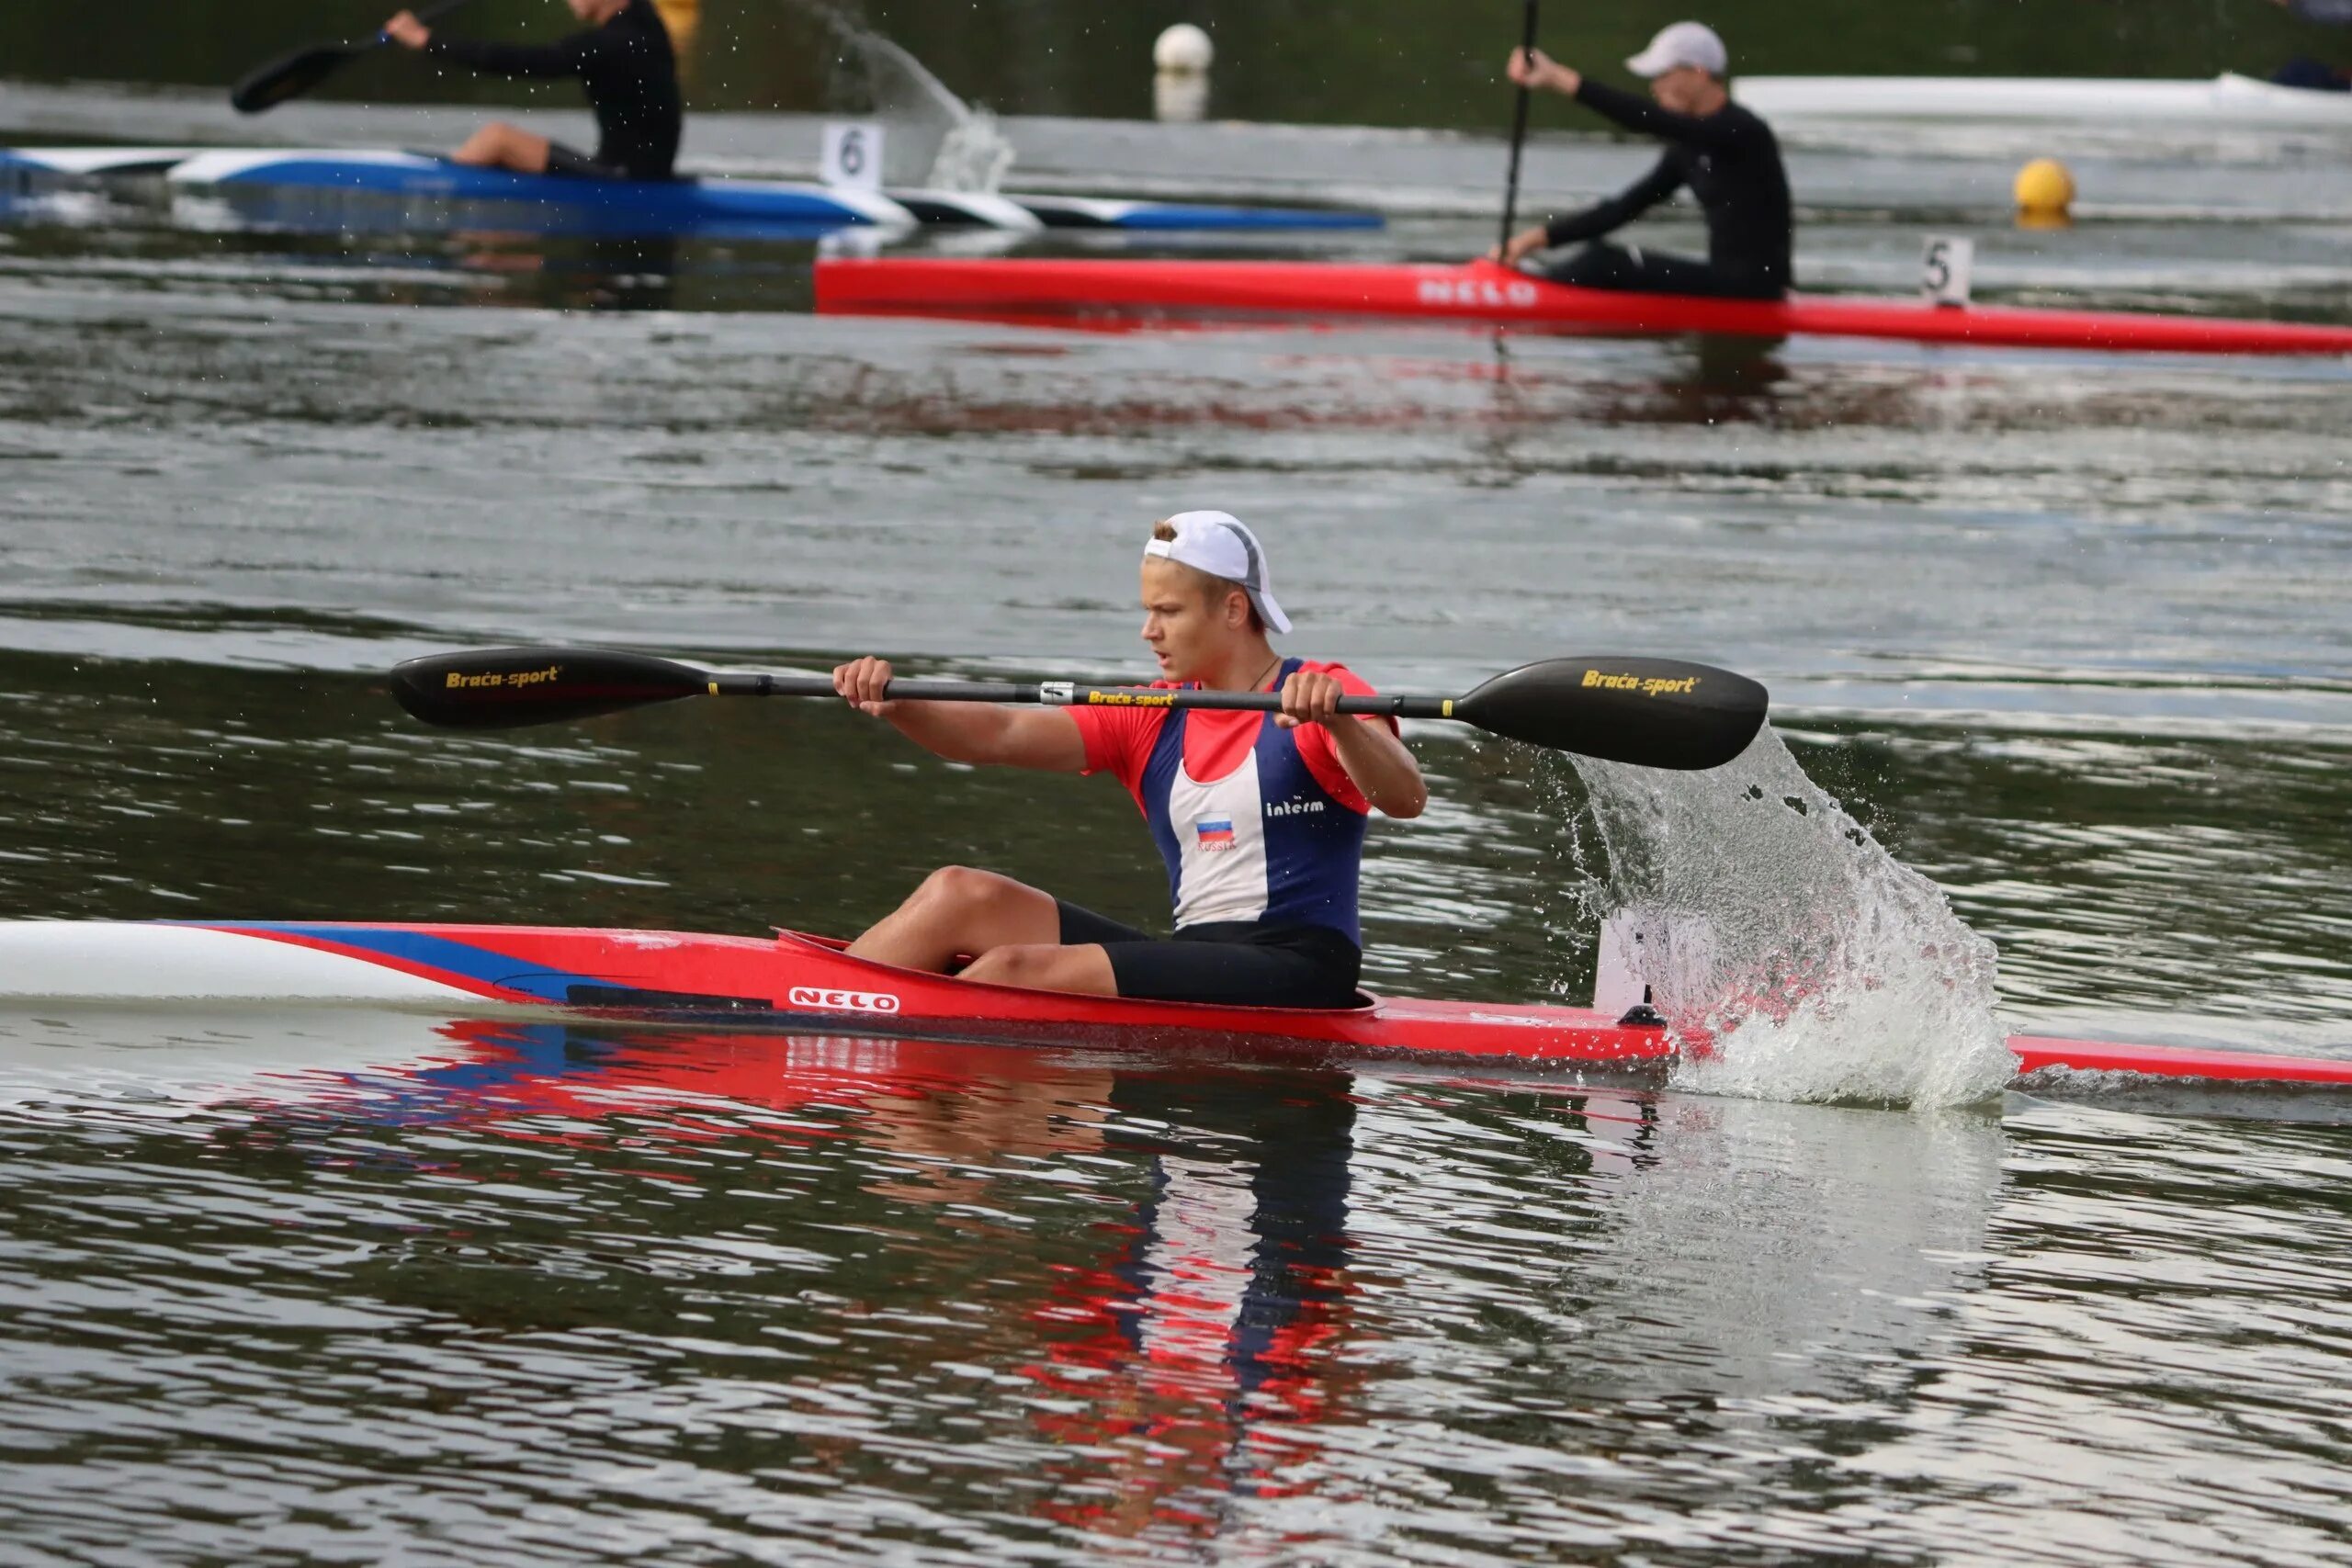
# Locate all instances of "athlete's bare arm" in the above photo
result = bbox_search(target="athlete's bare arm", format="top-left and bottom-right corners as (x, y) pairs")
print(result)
(1276, 669), (1427, 818)
(832, 657), (1086, 773)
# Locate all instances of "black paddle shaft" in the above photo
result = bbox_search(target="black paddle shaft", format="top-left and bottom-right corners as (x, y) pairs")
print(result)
(1498, 0), (1543, 255)
(391, 646), (1769, 771)
(232, 0), (477, 113)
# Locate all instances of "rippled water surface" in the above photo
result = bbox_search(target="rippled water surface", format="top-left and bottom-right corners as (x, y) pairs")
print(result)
(5, 29), (2352, 1567)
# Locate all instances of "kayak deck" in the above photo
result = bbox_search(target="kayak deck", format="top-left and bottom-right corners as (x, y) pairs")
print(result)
(812, 257), (2352, 358)
(0, 919), (2346, 1089)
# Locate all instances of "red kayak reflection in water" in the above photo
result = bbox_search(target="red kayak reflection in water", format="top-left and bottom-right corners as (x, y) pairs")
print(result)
(212, 1016), (1657, 1538)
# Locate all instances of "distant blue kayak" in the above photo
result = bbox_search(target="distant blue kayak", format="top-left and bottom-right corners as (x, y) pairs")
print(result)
(2, 146), (1383, 236)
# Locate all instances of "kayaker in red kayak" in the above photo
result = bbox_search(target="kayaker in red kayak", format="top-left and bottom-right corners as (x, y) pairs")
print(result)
(1488, 21), (1793, 300)
(381, 0), (683, 180)
(831, 512), (1427, 1008)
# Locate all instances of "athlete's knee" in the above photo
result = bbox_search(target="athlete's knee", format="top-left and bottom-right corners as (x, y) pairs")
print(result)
(958, 943), (1060, 988)
(911, 864), (1021, 917)
(456, 122), (525, 159)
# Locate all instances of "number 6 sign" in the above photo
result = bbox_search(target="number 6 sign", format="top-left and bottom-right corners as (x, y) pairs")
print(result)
(821, 121), (885, 191)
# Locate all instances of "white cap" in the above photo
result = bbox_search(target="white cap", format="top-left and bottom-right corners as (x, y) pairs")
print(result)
(1626, 20), (1727, 79)
(1143, 510), (1291, 634)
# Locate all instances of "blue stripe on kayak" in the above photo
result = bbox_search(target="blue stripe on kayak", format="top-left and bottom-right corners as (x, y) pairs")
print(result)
(192, 922), (601, 1003)
(200, 159), (882, 225)
(1105, 205), (1384, 231)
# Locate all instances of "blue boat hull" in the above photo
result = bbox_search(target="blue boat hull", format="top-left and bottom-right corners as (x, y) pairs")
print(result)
(138, 149), (1383, 237)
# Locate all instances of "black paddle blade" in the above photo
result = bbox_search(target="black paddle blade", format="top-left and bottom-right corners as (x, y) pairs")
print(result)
(391, 647), (709, 729)
(231, 44), (366, 113)
(1453, 657), (1768, 770)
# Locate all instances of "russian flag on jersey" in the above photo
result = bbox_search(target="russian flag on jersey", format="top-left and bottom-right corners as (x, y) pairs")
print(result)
(1194, 817), (1236, 852)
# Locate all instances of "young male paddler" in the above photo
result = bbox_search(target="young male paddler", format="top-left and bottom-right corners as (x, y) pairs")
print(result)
(1489, 20), (1793, 300)
(831, 512), (1427, 1009)
(383, 0), (683, 181)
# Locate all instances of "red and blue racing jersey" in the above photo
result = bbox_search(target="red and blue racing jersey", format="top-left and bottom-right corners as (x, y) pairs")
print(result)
(1068, 659), (1394, 946)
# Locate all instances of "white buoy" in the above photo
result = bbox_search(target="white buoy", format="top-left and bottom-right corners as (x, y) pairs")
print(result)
(1154, 23), (1214, 73)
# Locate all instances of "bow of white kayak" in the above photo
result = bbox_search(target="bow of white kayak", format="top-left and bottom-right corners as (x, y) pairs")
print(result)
(0, 922), (477, 1004)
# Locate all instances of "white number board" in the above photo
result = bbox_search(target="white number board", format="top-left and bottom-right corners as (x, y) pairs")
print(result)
(1920, 235), (1974, 308)
(820, 121), (885, 191)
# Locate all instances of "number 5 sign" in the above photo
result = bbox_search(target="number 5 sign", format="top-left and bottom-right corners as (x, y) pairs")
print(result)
(820, 121), (885, 191)
(1920, 235), (1974, 308)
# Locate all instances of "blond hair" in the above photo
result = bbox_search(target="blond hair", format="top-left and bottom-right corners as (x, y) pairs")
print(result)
(1148, 519), (1264, 633)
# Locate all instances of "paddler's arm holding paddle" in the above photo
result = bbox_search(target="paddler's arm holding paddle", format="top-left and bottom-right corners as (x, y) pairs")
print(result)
(823, 663), (1426, 817)
(1275, 668), (1427, 818)
(831, 658), (1087, 772)
(384, 6), (597, 77)
(1489, 48), (1687, 267)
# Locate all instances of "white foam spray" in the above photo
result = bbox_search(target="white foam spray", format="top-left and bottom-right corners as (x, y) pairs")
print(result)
(812, 6), (1016, 191)
(1558, 730), (2015, 1109)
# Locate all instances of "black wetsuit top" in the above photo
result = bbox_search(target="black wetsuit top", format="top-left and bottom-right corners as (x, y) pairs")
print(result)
(425, 0), (682, 180)
(1544, 78), (1793, 295)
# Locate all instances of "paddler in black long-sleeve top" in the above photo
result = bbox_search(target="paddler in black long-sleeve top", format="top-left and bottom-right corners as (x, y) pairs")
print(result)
(382, 0), (683, 181)
(1490, 21), (1793, 301)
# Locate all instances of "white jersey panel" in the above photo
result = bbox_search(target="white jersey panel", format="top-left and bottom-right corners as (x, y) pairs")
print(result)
(1167, 749), (1272, 927)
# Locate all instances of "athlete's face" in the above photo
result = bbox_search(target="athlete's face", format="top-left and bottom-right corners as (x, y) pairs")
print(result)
(1650, 65), (1713, 115)
(1140, 560), (1249, 681)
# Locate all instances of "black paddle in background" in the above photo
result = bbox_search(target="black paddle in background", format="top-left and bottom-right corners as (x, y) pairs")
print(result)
(390, 646), (1770, 772)
(231, 0), (477, 114)
(1497, 0), (1543, 258)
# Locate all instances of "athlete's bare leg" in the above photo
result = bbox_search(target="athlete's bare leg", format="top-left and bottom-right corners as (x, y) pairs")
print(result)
(846, 866), (1116, 998)
(956, 943), (1117, 997)
(451, 123), (552, 173)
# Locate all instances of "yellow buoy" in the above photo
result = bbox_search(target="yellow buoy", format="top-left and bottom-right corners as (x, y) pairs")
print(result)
(2014, 157), (2075, 228)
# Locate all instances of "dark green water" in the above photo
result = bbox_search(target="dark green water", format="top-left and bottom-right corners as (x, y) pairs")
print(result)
(4, 10), (2352, 1564)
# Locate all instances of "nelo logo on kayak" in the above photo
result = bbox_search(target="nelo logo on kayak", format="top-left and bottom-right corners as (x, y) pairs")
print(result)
(445, 664), (562, 690)
(1583, 669), (1702, 697)
(788, 986), (902, 1014)
(1418, 276), (1541, 310)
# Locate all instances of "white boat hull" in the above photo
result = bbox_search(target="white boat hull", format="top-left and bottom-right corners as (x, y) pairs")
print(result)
(1736, 73), (2352, 127)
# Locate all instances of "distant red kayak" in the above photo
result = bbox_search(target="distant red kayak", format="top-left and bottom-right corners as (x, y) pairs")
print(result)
(814, 256), (2352, 357)
(0, 919), (2346, 1088)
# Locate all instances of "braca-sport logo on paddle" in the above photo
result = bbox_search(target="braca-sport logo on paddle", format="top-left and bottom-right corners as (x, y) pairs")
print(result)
(1582, 669), (1702, 697)
(787, 986), (902, 1014)
(444, 663), (562, 690)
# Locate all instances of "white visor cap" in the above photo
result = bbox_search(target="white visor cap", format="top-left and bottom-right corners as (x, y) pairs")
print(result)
(1626, 20), (1727, 79)
(1143, 510), (1292, 634)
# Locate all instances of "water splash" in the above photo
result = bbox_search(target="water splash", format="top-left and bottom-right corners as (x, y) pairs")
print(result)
(813, 6), (1016, 191)
(1560, 730), (2015, 1109)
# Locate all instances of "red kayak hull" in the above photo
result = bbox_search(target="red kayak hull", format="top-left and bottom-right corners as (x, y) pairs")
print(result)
(98, 921), (2352, 1088)
(813, 257), (2352, 357)
(187, 921), (1676, 1067)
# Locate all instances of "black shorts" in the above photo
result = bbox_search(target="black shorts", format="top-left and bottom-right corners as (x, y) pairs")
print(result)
(1056, 901), (1364, 1010)
(544, 141), (629, 180)
(1544, 241), (1786, 300)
